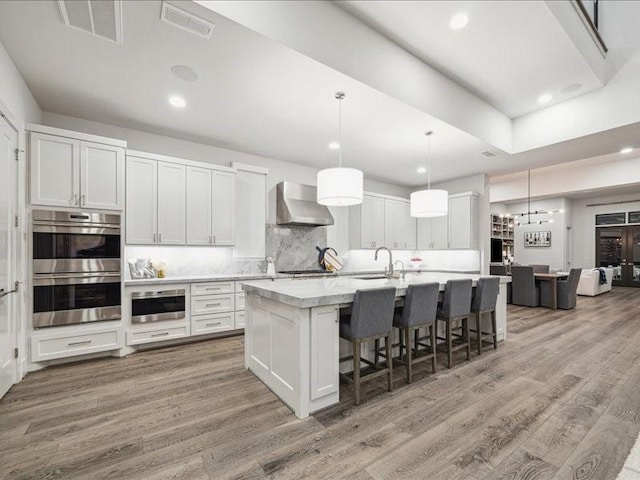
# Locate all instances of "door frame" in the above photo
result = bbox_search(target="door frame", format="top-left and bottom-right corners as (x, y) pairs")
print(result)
(0, 99), (27, 383)
(595, 225), (640, 288)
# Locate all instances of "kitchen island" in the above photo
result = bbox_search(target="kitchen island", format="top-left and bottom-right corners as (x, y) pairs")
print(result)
(242, 272), (510, 419)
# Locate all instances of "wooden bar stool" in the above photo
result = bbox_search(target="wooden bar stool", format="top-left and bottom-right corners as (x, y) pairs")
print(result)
(389, 283), (439, 383)
(339, 287), (396, 406)
(436, 279), (473, 369)
(470, 277), (500, 355)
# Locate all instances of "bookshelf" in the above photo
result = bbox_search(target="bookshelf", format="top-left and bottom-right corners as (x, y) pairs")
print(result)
(491, 214), (514, 262)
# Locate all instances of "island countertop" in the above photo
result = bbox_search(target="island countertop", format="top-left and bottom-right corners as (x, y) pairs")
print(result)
(242, 271), (510, 309)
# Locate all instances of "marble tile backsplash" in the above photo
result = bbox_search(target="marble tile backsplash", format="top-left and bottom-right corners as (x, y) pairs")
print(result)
(341, 249), (481, 273)
(266, 224), (327, 272)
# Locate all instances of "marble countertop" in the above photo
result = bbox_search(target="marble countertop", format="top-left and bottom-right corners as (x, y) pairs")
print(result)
(123, 268), (481, 286)
(242, 272), (511, 308)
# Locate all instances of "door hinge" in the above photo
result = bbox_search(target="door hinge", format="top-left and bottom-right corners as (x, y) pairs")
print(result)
(14, 215), (18, 228)
(14, 148), (23, 161)
(14, 348), (18, 359)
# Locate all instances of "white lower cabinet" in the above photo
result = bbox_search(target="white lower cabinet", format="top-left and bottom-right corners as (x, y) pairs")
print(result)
(31, 322), (123, 362)
(235, 311), (246, 329)
(127, 322), (190, 345)
(192, 312), (235, 335)
(192, 293), (235, 316)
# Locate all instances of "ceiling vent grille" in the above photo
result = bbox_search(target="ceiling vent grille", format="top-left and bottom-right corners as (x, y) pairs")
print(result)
(481, 150), (499, 157)
(57, 0), (123, 44)
(160, 2), (214, 39)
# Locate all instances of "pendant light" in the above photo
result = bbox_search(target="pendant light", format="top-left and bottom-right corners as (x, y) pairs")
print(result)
(410, 131), (448, 217)
(317, 92), (363, 206)
(509, 170), (561, 226)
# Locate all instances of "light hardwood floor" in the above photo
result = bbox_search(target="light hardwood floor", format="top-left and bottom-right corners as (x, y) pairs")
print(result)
(2, 287), (640, 480)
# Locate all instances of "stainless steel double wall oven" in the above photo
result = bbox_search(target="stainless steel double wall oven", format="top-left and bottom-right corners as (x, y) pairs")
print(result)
(32, 210), (122, 328)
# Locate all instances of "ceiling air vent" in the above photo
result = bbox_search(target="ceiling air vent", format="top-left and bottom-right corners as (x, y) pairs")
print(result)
(481, 150), (499, 157)
(161, 2), (215, 39)
(57, 0), (123, 44)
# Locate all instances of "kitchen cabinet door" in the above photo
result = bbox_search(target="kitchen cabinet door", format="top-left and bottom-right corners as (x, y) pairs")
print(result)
(384, 199), (400, 249)
(448, 195), (473, 249)
(186, 166), (212, 245)
(126, 156), (157, 244)
(400, 201), (416, 249)
(30, 132), (80, 207)
(361, 195), (385, 248)
(212, 171), (235, 245)
(416, 218), (433, 249)
(80, 141), (125, 210)
(157, 161), (186, 245)
(432, 214), (449, 249)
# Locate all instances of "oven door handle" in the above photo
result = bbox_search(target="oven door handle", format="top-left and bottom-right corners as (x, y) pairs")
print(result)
(33, 273), (121, 286)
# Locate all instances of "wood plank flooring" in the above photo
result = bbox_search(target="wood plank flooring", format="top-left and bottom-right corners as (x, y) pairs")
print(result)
(2, 287), (640, 479)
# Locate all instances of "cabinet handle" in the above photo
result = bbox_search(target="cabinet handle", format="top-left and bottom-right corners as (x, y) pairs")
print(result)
(205, 302), (222, 307)
(68, 340), (91, 347)
(151, 332), (170, 337)
(206, 322), (222, 327)
(209, 234), (212, 244)
(159, 233), (162, 243)
(72, 194), (78, 206)
(213, 235), (216, 244)
(153, 233), (156, 243)
(81, 194), (86, 206)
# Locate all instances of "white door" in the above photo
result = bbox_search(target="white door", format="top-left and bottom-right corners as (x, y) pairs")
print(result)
(157, 161), (186, 245)
(30, 132), (80, 207)
(186, 166), (212, 245)
(0, 114), (17, 399)
(80, 141), (125, 210)
(126, 156), (157, 244)
(212, 172), (235, 245)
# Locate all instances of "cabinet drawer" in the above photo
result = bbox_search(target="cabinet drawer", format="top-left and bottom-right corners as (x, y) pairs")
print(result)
(191, 293), (234, 315)
(192, 312), (234, 336)
(191, 282), (234, 296)
(31, 327), (122, 362)
(127, 324), (189, 345)
(235, 292), (245, 311)
(235, 311), (246, 329)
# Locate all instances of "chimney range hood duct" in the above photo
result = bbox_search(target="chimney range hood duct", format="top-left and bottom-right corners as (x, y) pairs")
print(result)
(276, 181), (334, 226)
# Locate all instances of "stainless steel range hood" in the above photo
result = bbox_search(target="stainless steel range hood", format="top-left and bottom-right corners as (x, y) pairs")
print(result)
(276, 181), (334, 226)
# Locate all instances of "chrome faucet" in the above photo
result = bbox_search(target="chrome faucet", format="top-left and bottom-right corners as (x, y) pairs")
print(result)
(375, 246), (394, 279)
(394, 260), (406, 280)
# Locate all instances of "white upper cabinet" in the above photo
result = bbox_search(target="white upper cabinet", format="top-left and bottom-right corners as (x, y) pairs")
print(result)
(233, 164), (267, 258)
(186, 166), (213, 245)
(30, 128), (125, 210)
(432, 214), (448, 249)
(353, 194), (415, 250)
(212, 172), (235, 245)
(126, 156), (157, 244)
(157, 162), (186, 245)
(80, 141), (125, 210)
(448, 194), (478, 249)
(31, 133), (80, 208)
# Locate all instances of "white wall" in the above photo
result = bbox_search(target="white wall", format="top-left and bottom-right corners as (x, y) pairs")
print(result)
(0, 40), (40, 124)
(571, 192), (640, 269)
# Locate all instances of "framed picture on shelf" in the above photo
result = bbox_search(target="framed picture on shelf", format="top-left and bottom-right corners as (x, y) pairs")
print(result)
(524, 231), (551, 247)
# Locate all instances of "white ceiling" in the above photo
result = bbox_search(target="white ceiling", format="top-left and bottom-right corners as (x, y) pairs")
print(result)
(0, 0), (510, 187)
(339, 0), (603, 118)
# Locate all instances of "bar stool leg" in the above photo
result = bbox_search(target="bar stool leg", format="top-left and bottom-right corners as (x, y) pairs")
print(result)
(386, 335), (393, 392)
(446, 320), (452, 369)
(491, 310), (498, 349)
(353, 340), (361, 406)
(430, 324), (437, 373)
(464, 317), (471, 361)
(374, 338), (380, 367)
(398, 328), (404, 363)
(476, 311), (483, 355)
(405, 327), (412, 384)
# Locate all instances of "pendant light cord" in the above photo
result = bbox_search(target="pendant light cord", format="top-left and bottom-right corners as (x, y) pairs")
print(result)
(425, 130), (433, 190)
(528, 170), (531, 225)
(338, 96), (342, 168)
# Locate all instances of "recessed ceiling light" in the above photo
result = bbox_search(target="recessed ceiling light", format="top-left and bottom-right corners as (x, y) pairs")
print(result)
(620, 147), (634, 154)
(328, 142), (340, 150)
(417, 166), (427, 174)
(171, 65), (199, 82)
(169, 95), (186, 108)
(537, 93), (553, 104)
(449, 13), (469, 30)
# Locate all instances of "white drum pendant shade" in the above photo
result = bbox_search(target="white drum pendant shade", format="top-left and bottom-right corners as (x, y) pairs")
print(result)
(317, 167), (363, 206)
(410, 188), (448, 217)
